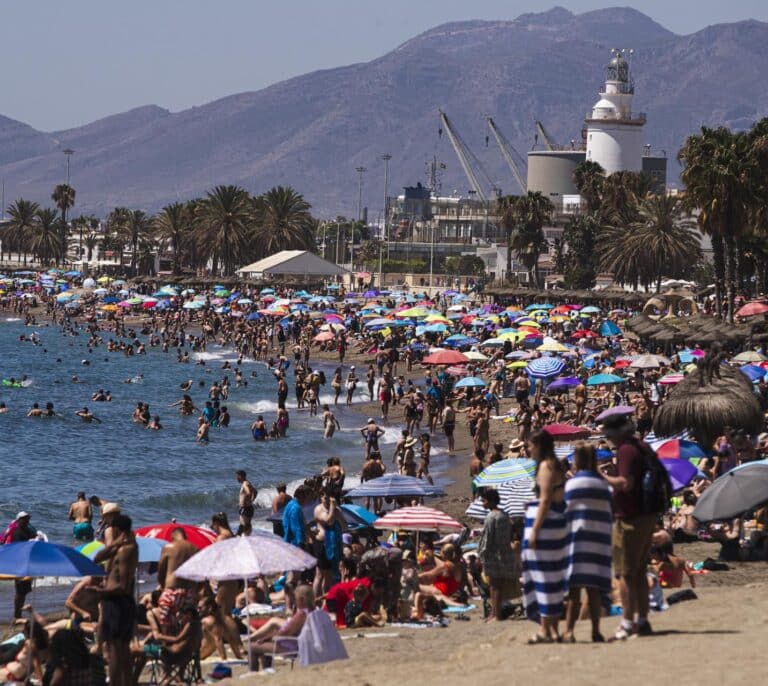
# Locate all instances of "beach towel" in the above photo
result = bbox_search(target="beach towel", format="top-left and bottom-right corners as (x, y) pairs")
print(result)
(564, 470), (613, 592)
(297, 610), (348, 667)
(521, 500), (568, 622)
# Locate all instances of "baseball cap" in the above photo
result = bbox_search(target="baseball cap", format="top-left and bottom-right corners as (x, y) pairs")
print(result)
(15, 511), (30, 520)
(367, 417), (375, 423)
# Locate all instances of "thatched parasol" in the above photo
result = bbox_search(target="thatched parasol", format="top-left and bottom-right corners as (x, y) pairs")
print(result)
(653, 365), (763, 445)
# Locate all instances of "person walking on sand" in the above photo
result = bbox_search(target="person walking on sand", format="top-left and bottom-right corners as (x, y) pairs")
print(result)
(478, 489), (517, 622)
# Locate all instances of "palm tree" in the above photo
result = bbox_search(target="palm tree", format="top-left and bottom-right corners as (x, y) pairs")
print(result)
(5, 199), (40, 266)
(252, 186), (315, 256)
(123, 210), (153, 277)
(196, 185), (254, 276)
(29, 208), (63, 266)
(678, 126), (753, 321)
(52, 184), (76, 261)
(511, 191), (554, 287)
(84, 233), (100, 262)
(154, 203), (190, 275)
(572, 161), (605, 214)
(600, 195), (701, 291)
(106, 207), (131, 268)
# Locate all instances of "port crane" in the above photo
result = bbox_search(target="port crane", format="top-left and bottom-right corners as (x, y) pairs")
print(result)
(438, 110), (498, 202)
(485, 116), (527, 194)
(535, 120), (557, 151)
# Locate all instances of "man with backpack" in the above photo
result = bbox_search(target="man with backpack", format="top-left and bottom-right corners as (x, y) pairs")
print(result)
(601, 414), (669, 641)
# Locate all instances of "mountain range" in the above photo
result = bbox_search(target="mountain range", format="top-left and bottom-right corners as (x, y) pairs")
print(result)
(1, 6), (768, 219)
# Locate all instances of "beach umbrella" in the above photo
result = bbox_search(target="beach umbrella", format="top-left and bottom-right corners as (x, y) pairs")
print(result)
(454, 376), (487, 388)
(134, 523), (217, 549)
(661, 459), (699, 492)
(537, 338), (568, 353)
(692, 460), (768, 522)
(650, 439), (708, 460)
(373, 506), (463, 534)
(586, 373), (626, 386)
(581, 306), (601, 314)
(547, 376), (581, 390)
(526, 357), (566, 379)
(600, 320), (622, 337)
(346, 474), (444, 498)
(544, 423), (592, 440)
(463, 350), (488, 361)
(466, 478), (536, 519)
(474, 458), (536, 486)
(422, 350), (469, 365)
(182, 301), (204, 309)
(571, 330), (597, 339)
(735, 302), (768, 317)
(732, 351), (767, 363)
(506, 360), (528, 369)
(630, 354), (662, 369)
(739, 365), (766, 382)
(77, 536), (168, 563)
(596, 405), (635, 422)
(658, 373), (684, 385)
(314, 331), (336, 342)
(0, 541), (106, 578)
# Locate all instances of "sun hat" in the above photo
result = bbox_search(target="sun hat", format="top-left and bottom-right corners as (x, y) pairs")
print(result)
(15, 511), (30, 520)
(102, 502), (121, 515)
(508, 438), (524, 452)
(405, 436), (418, 448)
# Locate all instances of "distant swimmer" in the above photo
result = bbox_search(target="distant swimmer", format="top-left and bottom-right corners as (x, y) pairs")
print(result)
(27, 403), (43, 417)
(71, 376), (83, 383)
(180, 379), (193, 392)
(196, 416), (209, 444)
(75, 407), (101, 423)
(92, 389), (107, 402)
(45, 402), (56, 417)
(147, 415), (162, 430)
(169, 394), (197, 416)
(0, 402), (7, 413)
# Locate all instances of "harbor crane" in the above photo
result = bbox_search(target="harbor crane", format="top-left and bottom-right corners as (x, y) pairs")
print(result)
(485, 116), (527, 194)
(535, 120), (557, 151)
(438, 110), (498, 202)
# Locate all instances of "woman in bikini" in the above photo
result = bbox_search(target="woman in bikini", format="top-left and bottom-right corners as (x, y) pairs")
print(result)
(412, 544), (465, 619)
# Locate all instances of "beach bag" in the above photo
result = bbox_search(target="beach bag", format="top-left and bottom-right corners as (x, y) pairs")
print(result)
(637, 440), (672, 515)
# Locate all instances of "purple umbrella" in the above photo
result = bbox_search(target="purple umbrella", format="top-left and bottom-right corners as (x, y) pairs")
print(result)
(596, 405), (636, 422)
(661, 459), (699, 492)
(547, 376), (581, 390)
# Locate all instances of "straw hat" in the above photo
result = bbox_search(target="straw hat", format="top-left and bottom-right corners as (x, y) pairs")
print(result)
(508, 438), (524, 452)
(102, 502), (121, 515)
(405, 436), (418, 448)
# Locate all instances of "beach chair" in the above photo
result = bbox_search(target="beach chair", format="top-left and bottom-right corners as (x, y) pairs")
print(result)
(270, 610), (348, 671)
(147, 649), (202, 686)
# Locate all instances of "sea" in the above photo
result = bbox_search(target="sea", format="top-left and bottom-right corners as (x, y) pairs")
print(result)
(0, 316), (447, 614)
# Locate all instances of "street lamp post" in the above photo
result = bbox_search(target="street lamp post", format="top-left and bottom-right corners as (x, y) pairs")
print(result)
(381, 153), (391, 258)
(355, 166), (367, 221)
(429, 223), (435, 291)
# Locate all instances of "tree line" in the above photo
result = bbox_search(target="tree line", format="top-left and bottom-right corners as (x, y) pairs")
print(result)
(1, 185), (318, 276)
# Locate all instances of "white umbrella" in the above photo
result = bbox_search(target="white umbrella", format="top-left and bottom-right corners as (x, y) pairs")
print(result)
(175, 531), (316, 672)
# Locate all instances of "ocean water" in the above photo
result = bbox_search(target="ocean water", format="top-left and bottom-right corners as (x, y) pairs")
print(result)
(0, 318), (398, 543)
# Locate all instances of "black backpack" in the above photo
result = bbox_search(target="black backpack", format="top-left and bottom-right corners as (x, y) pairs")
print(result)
(636, 439), (673, 515)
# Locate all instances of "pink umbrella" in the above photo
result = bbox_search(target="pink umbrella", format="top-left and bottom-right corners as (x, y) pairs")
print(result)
(314, 331), (335, 342)
(659, 373), (684, 385)
(373, 506), (463, 534)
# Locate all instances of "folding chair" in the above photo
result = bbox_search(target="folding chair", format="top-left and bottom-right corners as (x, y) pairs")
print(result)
(147, 650), (202, 686)
(271, 636), (299, 671)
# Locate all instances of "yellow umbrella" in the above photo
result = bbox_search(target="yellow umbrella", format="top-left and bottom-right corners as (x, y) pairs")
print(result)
(498, 331), (526, 342)
(517, 319), (541, 329)
(397, 307), (429, 318)
(97, 276), (113, 284)
(549, 315), (569, 323)
(507, 360), (528, 369)
(684, 363), (698, 373)
(537, 339), (568, 353)
(101, 304), (118, 312)
(425, 314), (451, 324)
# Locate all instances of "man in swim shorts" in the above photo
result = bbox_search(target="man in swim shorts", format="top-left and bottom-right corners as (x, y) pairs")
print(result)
(68, 491), (94, 542)
(236, 470), (257, 535)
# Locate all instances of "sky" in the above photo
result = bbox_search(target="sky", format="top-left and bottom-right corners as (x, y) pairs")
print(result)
(4, 0), (768, 131)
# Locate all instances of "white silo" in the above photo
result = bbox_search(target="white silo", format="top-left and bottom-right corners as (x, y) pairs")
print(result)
(585, 49), (645, 174)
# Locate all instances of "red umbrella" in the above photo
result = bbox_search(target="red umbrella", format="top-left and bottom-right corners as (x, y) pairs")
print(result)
(572, 330), (597, 339)
(422, 350), (469, 365)
(614, 359), (632, 369)
(736, 302), (768, 317)
(543, 423), (592, 440)
(134, 523), (217, 550)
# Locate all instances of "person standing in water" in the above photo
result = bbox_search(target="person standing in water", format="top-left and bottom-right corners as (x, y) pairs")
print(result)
(322, 404), (341, 438)
(68, 492), (93, 542)
(236, 470), (257, 535)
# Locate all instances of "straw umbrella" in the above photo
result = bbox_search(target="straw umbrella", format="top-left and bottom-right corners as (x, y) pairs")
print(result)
(653, 366), (763, 445)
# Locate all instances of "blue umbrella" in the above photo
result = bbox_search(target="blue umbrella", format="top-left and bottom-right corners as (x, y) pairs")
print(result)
(739, 365), (766, 383)
(586, 373), (626, 386)
(455, 376), (487, 388)
(581, 306), (601, 314)
(346, 474), (444, 498)
(0, 541), (106, 578)
(600, 320), (622, 337)
(340, 504), (379, 529)
(526, 357), (566, 379)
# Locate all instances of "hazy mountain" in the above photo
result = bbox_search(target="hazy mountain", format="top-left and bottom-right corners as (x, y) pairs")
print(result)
(1, 6), (767, 219)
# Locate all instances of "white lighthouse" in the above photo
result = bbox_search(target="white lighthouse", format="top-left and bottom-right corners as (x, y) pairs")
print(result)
(585, 49), (645, 175)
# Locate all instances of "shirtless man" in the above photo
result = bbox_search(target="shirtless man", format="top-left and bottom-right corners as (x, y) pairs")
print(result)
(94, 513), (138, 686)
(574, 380), (587, 424)
(236, 470), (257, 535)
(270, 483), (292, 514)
(196, 416), (209, 444)
(313, 489), (346, 597)
(27, 402), (44, 417)
(322, 404), (341, 438)
(514, 373), (531, 406)
(68, 491), (93, 542)
(361, 418), (385, 460)
(361, 451), (386, 512)
(64, 574), (102, 627)
(157, 528), (199, 634)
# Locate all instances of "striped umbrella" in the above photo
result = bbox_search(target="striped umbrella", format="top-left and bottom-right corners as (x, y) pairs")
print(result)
(345, 474), (445, 498)
(465, 478), (535, 519)
(526, 357), (566, 379)
(473, 458), (536, 487)
(658, 373), (684, 385)
(373, 506), (463, 534)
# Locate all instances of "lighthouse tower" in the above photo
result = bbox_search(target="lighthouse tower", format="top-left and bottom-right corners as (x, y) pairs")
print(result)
(585, 49), (645, 175)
